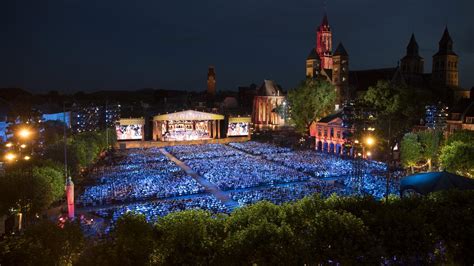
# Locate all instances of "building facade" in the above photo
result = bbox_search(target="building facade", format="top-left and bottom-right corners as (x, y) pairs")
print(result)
(71, 103), (120, 133)
(252, 80), (286, 126)
(310, 112), (350, 155)
(306, 13), (349, 107)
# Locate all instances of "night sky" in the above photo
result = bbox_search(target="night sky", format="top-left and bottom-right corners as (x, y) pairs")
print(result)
(1, 0), (473, 93)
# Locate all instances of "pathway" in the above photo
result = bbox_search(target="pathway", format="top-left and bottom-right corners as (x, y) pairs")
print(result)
(159, 148), (240, 210)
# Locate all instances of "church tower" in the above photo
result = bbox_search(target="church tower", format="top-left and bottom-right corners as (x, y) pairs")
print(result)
(316, 13), (333, 70)
(207, 66), (216, 97)
(432, 27), (459, 88)
(332, 42), (349, 106)
(401, 34), (424, 75)
(306, 48), (321, 78)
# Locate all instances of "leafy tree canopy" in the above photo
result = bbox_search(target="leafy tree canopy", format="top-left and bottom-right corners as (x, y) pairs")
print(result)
(287, 79), (336, 134)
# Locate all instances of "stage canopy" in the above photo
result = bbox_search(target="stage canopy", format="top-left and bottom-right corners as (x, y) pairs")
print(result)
(400, 172), (474, 196)
(153, 110), (224, 121)
(152, 110), (224, 141)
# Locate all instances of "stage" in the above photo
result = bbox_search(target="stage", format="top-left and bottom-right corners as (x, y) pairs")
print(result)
(116, 136), (250, 149)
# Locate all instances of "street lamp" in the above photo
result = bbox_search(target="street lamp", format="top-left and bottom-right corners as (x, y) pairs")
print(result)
(18, 128), (32, 139)
(365, 136), (375, 146)
(24, 155), (31, 161)
(5, 153), (17, 162)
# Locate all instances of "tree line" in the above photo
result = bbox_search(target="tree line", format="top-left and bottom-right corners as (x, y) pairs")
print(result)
(0, 129), (116, 221)
(401, 129), (474, 177)
(1, 190), (473, 265)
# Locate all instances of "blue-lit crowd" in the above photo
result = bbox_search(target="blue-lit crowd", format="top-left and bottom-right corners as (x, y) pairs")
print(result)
(80, 141), (400, 225)
(95, 195), (229, 228)
(78, 148), (204, 206)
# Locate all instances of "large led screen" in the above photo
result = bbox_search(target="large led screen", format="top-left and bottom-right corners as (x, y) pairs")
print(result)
(116, 124), (143, 140)
(227, 122), (249, 136)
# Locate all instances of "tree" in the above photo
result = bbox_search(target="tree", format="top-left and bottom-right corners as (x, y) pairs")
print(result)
(0, 169), (53, 217)
(400, 133), (423, 173)
(112, 212), (154, 266)
(445, 129), (474, 146)
(0, 220), (84, 265)
(362, 80), (430, 153)
(287, 79), (336, 134)
(297, 209), (371, 264)
(439, 141), (474, 178)
(223, 201), (296, 265)
(31, 165), (65, 202)
(152, 210), (226, 265)
(418, 130), (443, 171)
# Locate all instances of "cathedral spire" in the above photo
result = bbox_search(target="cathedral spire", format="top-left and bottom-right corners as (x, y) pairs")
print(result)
(321, 12), (329, 27)
(406, 33), (420, 57)
(437, 26), (454, 55)
(334, 42), (348, 56)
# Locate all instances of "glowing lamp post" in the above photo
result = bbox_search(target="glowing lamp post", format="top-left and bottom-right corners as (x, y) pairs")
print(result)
(18, 128), (32, 139)
(4, 153), (16, 162)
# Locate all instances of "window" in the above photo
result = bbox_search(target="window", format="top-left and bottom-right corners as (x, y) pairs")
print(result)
(330, 128), (334, 137)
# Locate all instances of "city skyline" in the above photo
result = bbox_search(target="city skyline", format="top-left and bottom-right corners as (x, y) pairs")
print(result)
(2, 0), (473, 93)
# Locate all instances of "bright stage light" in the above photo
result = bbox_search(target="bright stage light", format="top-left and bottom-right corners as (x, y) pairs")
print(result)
(366, 151), (372, 157)
(24, 155), (31, 161)
(20, 144), (27, 149)
(5, 143), (13, 148)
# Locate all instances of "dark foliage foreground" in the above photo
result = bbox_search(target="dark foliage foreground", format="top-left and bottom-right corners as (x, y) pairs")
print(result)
(1, 190), (473, 265)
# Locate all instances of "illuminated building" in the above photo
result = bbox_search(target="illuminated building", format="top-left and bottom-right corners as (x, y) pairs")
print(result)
(446, 95), (474, 135)
(306, 13), (470, 104)
(316, 13), (333, 70)
(71, 103), (120, 133)
(252, 80), (286, 127)
(310, 112), (351, 155)
(42, 112), (71, 128)
(306, 13), (348, 107)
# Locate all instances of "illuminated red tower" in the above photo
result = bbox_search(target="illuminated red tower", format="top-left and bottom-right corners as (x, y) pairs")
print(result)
(66, 176), (75, 219)
(316, 12), (333, 70)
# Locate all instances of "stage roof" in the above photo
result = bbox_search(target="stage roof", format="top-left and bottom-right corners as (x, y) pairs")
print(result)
(119, 118), (145, 125)
(153, 110), (224, 121)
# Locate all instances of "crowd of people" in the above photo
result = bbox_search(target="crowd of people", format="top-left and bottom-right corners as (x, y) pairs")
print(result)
(78, 149), (204, 206)
(166, 144), (312, 191)
(230, 181), (350, 206)
(95, 195), (229, 227)
(80, 141), (401, 226)
(228, 141), (291, 155)
(165, 144), (245, 160)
